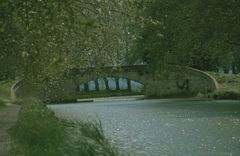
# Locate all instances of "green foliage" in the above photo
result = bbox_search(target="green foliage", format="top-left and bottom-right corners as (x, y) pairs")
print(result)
(131, 0), (240, 71)
(10, 98), (120, 156)
(0, 1), (21, 79)
(1, 0), (135, 89)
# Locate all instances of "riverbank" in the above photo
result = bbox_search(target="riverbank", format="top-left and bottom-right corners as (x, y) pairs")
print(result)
(1, 80), (121, 155)
(9, 98), (121, 156)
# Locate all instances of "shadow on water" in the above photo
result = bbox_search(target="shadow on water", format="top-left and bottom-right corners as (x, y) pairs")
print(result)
(133, 99), (240, 118)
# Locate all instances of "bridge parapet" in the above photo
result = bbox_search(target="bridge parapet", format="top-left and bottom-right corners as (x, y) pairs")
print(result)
(70, 65), (148, 76)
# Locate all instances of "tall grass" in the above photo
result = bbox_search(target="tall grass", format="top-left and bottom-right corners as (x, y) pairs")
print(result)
(9, 98), (120, 156)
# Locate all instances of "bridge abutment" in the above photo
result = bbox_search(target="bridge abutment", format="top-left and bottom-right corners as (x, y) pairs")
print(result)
(115, 78), (120, 90)
(104, 78), (110, 91)
(95, 80), (99, 91)
(84, 83), (89, 92)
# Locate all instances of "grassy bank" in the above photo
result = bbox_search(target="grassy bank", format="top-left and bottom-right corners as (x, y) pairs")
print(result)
(207, 72), (240, 100)
(9, 98), (121, 156)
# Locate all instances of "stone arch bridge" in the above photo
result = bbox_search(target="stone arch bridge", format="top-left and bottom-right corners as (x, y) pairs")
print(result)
(13, 65), (218, 101)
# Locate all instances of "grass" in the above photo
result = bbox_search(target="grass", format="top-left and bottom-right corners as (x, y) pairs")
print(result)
(207, 72), (240, 100)
(9, 98), (121, 156)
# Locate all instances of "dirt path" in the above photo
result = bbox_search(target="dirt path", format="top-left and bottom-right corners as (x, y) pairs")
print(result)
(0, 105), (20, 156)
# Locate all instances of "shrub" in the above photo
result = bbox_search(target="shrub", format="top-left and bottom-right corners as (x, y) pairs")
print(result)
(212, 90), (240, 100)
(9, 98), (120, 156)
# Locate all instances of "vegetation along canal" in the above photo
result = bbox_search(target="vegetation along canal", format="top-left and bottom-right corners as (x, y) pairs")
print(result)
(49, 98), (240, 156)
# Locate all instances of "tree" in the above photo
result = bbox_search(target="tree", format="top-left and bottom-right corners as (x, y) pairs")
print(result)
(1, 0), (137, 100)
(0, 0), (22, 79)
(1, 0), (134, 79)
(130, 0), (240, 72)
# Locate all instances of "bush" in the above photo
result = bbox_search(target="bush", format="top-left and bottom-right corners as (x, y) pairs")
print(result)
(212, 90), (240, 100)
(9, 98), (120, 156)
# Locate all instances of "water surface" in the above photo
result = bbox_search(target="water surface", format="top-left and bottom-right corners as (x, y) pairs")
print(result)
(49, 99), (240, 156)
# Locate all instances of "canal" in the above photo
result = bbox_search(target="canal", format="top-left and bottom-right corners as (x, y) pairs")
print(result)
(49, 98), (240, 156)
